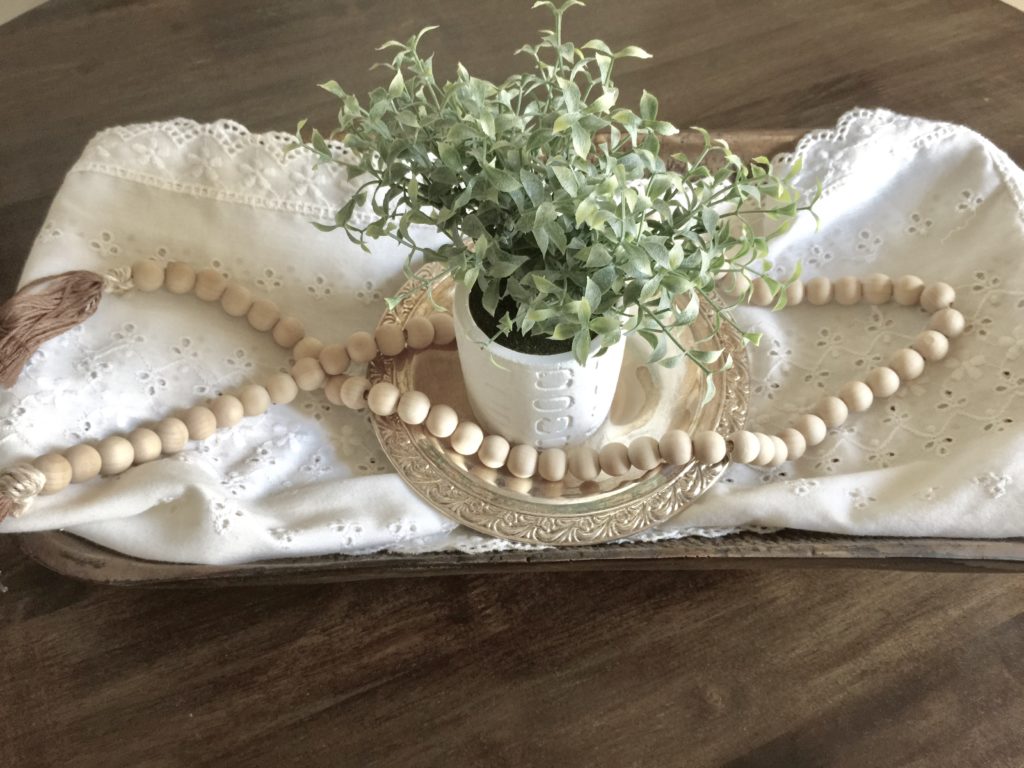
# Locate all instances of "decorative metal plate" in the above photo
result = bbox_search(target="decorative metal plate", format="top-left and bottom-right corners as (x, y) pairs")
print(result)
(369, 263), (749, 546)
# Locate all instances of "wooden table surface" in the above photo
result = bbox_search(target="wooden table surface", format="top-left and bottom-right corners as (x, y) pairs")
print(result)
(2, 1), (1024, 765)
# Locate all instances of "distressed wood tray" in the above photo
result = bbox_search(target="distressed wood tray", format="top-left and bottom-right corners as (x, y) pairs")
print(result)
(19, 129), (1024, 583)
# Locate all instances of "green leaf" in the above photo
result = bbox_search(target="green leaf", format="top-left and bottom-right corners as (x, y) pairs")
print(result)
(319, 80), (347, 98)
(585, 243), (612, 268)
(484, 165), (522, 193)
(572, 329), (591, 365)
(615, 45), (652, 59)
(520, 169), (545, 205)
(571, 123), (591, 158)
(639, 90), (658, 121)
(388, 70), (405, 97)
(553, 113), (575, 133)
(532, 274), (561, 294)
(551, 165), (579, 196)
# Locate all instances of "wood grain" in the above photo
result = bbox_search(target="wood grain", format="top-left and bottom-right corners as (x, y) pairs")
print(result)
(2, 0), (1024, 765)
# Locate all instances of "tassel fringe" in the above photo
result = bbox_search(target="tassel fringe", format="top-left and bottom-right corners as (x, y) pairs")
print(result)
(0, 463), (46, 522)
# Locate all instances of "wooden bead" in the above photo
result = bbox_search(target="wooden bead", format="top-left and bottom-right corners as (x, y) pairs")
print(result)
(889, 348), (926, 380)
(347, 331), (378, 363)
(693, 431), (727, 464)
(718, 272), (750, 299)
(247, 299), (281, 332)
(238, 384), (271, 416)
(839, 381), (874, 413)
(753, 432), (774, 466)
(340, 376), (371, 410)
(748, 278), (774, 307)
(324, 376), (346, 406)
(727, 430), (761, 464)
(805, 277), (833, 306)
(785, 280), (804, 306)
(862, 273), (893, 304)
(65, 444), (102, 483)
(131, 260), (165, 292)
(405, 316), (436, 349)
(425, 404), (458, 438)
(833, 276), (862, 306)
(865, 367), (900, 398)
(182, 406), (217, 441)
(220, 283), (253, 317)
(893, 274), (925, 306)
(929, 308), (966, 339)
(319, 344), (351, 376)
(659, 430), (693, 466)
(814, 396), (849, 428)
(154, 418), (189, 454)
(272, 316), (305, 348)
(291, 357), (326, 391)
(128, 428), (162, 464)
(194, 268), (227, 301)
(912, 330), (950, 362)
(33, 453), (72, 494)
(920, 282), (956, 313)
(538, 448), (568, 481)
(508, 444), (539, 479)
(367, 382), (401, 416)
(266, 372), (299, 404)
(599, 442), (631, 476)
(478, 435), (511, 469)
(98, 435), (134, 476)
(292, 337), (324, 360)
(767, 436), (788, 467)
(568, 446), (601, 481)
(429, 313), (456, 345)
(450, 422), (484, 456)
(778, 428), (806, 461)
(375, 324), (406, 357)
(397, 391), (431, 425)
(627, 436), (661, 471)
(794, 414), (827, 447)
(209, 395), (244, 428)
(164, 261), (196, 294)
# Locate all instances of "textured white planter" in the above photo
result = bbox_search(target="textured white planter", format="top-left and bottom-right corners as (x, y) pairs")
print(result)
(452, 283), (627, 449)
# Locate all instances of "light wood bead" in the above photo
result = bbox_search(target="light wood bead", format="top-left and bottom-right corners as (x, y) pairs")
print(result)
(863, 273), (893, 304)
(838, 380), (873, 412)
(834, 276), (862, 306)
(164, 261), (196, 294)
(324, 376), (346, 406)
(292, 337), (324, 360)
(425, 404), (458, 438)
(347, 331), (378, 363)
(893, 274), (925, 306)
(375, 324), (406, 357)
(785, 280), (804, 306)
(450, 422), (484, 456)
(265, 372), (299, 404)
(247, 299), (281, 332)
(319, 344), (351, 376)
(599, 442), (631, 476)
(794, 414), (828, 447)
(508, 444), (539, 479)
(405, 316), (436, 349)
(753, 432), (774, 466)
(131, 260), (165, 292)
(194, 268), (228, 301)
(627, 436), (662, 471)
(912, 330), (950, 362)
(272, 316), (305, 348)
(220, 283), (253, 317)
(865, 366), (901, 398)
(538, 448), (568, 482)
(778, 427), (807, 461)
(805, 277), (833, 306)
(748, 278), (774, 307)
(889, 348), (926, 380)
(920, 282), (956, 313)
(128, 428), (162, 464)
(291, 357), (327, 392)
(767, 436), (788, 468)
(238, 384), (272, 416)
(718, 272), (750, 299)
(478, 435), (511, 469)
(33, 453), (72, 494)
(209, 395), (244, 428)
(367, 382), (401, 416)
(429, 313), (456, 345)
(154, 418), (189, 454)
(65, 444), (102, 483)
(397, 391), (431, 425)
(98, 435), (135, 476)
(727, 430), (761, 464)
(693, 431), (727, 464)
(182, 407), (217, 441)
(929, 308), (966, 339)
(659, 430), (693, 466)
(340, 376), (371, 410)
(814, 396), (849, 429)
(568, 446), (601, 481)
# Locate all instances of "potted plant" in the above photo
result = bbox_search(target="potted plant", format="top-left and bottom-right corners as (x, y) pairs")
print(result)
(295, 1), (811, 447)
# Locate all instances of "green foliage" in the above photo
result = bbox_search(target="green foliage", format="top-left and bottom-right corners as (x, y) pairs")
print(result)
(296, 0), (814, 376)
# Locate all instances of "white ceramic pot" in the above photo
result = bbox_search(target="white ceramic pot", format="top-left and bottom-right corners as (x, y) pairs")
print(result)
(452, 283), (627, 449)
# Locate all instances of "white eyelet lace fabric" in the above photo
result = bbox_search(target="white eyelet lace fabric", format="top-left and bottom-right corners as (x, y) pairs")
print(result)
(1, 108), (1023, 564)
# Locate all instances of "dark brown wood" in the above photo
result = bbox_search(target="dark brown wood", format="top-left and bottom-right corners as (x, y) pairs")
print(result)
(3, 1), (1024, 765)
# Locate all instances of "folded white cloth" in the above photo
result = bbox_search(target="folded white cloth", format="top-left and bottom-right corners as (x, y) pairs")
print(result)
(2, 108), (1023, 564)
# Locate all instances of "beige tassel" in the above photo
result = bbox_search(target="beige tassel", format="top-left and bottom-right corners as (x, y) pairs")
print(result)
(0, 463), (46, 522)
